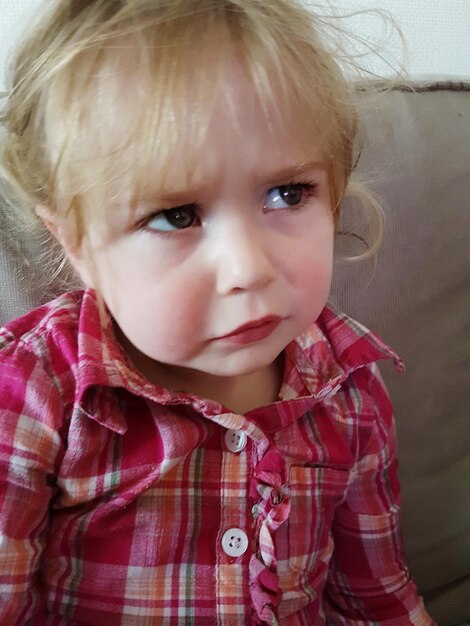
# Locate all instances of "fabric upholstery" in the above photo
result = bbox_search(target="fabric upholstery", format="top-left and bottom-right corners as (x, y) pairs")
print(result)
(331, 81), (470, 625)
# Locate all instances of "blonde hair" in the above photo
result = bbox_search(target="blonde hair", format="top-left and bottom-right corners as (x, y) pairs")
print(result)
(1, 0), (398, 272)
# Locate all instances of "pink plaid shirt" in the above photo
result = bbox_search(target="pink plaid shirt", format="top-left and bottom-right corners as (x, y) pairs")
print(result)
(0, 290), (433, 625)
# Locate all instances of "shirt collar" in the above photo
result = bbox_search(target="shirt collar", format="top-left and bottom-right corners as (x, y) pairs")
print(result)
(283, 300), (403, 398)
(74, 289), (403, 433)
(245, 302), (403, 433)
(75, 290), (223, 432)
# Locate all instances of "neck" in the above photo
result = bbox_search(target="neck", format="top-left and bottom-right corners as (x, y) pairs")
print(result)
(152, 358), (284, 414)
(116, 326), (284, 414)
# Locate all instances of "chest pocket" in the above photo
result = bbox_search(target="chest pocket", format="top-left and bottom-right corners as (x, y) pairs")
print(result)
(275, 466), (352, 619)
(283, 465), (351, 574)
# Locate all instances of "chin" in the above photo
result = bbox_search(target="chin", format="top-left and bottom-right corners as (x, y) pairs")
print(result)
(202, 348), (284, 378)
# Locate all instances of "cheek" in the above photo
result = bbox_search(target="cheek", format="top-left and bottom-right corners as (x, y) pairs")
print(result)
(285, 220), (334, 284)
(296, 254), (333, 309)
(284, 223), (334, 315)
(96, 247), (211, 357)
(299, 257), (332, 290)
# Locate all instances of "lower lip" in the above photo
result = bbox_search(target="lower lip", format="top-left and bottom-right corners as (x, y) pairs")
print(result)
(217, 319), (281, 345)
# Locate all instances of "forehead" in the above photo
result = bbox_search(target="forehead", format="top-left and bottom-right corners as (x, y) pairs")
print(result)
(50, 42), (332, 210)
(159, 59), (326, 187)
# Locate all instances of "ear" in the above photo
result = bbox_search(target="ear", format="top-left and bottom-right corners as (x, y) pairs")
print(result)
(35, 204), (95, 287)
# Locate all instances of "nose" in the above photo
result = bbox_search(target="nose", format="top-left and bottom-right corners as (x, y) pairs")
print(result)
(214, 222), (276, 294)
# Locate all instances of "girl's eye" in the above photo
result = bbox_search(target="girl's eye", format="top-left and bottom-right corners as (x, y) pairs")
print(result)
(264, 183), (317, 210)
(144, 205), (198, 232)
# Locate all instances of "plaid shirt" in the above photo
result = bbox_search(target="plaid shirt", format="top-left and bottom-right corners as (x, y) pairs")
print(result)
(0, 290), (433, 625)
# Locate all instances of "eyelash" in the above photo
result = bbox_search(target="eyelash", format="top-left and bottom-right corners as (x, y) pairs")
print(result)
(138, 181), (319, 237)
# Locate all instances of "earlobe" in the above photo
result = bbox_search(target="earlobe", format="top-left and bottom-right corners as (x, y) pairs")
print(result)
(35, 204), (95, 288)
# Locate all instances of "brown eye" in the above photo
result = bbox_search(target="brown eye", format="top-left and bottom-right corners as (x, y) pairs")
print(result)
(164, 206), (196, 229)
(264, 183), (316, 210)
(145, 205), (198, 232)
(278, 185), (303, 206)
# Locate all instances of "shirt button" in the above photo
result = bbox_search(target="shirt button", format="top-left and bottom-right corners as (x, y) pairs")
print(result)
(224, 429), (247, 453)
(221, 528), (249, 557)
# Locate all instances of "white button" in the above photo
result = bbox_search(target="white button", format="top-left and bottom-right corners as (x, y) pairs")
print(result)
(221, 528), (249, 557)
(224, 429), (247, 453)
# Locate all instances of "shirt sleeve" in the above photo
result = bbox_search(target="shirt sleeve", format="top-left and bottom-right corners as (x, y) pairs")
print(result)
(0, 342), (63, 624)
(323, 363), (435, 625)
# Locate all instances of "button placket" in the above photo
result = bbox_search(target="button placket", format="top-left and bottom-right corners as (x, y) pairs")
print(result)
(317, 383), (341, 401)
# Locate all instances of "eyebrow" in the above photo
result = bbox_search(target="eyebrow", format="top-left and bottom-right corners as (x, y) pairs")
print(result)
(135, 159), (326, 208)
(262, 160), (326, 186)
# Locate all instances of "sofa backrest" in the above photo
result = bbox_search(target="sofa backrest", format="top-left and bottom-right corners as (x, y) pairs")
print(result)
(331, 81), (470, 625)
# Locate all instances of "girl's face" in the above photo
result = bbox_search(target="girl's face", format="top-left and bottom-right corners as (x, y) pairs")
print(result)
(69, 62), (335, 391)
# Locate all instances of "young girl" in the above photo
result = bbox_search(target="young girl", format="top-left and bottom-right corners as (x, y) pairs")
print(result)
(0, 1), (434, 624)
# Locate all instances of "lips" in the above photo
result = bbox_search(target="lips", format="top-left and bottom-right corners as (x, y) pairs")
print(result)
(215, 315), (282, 345)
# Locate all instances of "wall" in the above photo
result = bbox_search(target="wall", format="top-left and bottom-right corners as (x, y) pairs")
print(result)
(1, 0), (470, 91)
(0, 0), (44, 92)
(329, 0), (470, 79)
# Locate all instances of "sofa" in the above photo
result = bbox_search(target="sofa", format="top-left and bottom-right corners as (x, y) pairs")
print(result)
(1, 79), (469, 625)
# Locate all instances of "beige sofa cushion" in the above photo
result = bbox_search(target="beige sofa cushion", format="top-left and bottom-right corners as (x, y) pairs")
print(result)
(331, 81), (470, 625)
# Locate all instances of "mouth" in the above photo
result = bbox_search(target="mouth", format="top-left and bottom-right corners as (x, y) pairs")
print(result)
(215, 315), (282, 345)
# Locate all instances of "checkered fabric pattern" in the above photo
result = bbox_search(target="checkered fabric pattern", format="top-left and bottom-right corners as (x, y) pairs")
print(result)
(0, 290), (433, 624)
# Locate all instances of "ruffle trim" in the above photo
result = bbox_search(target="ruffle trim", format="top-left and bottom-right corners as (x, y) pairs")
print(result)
(249, 446), (291, 625)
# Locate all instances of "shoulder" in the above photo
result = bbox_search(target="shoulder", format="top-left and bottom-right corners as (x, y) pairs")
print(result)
(0, 290), (87, 408)
(0, 292), (88, 476)
(0, 289), (85, 364)
(1, 288), (85, 339)
(0, 290), (85, 352)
